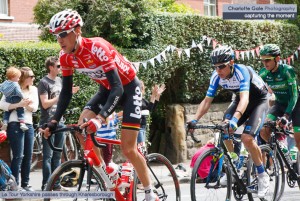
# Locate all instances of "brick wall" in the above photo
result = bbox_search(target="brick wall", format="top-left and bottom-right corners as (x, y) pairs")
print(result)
(177, 0), (203, 14)
(0, 23), (41, 41)
(9, 0), (38, 23)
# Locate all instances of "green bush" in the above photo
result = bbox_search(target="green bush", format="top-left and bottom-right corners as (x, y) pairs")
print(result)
(1, 14), (300, 151)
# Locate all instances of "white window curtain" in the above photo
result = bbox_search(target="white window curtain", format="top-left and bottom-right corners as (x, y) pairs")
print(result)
(204, 0), (216, 16)
(0, 0), (8, 15)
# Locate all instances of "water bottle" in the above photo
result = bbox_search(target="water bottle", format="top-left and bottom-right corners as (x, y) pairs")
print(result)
(230, 152), (239, 167)
(290, 147), (298, 163)
(237, 149), (248, 170)
(120, 162), (133, 188)
(105, 162), (121, 186)
(280, 143), (292, 164)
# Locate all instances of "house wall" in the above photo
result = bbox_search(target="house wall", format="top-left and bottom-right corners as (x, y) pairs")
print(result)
(0, 0), (38, 23)
(177, 0), (273, 16)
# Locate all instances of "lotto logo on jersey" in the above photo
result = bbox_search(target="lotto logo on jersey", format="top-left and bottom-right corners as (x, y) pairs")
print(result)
(92, 44), (109, 62)
(130, 86), (142, 119)
(114, 55), (130, 75)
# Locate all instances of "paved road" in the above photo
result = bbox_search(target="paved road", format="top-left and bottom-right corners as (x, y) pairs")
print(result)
(3, 161), (300, 200)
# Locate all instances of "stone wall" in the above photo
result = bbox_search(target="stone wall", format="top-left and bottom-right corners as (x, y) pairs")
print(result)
(164, 102), (230, 162)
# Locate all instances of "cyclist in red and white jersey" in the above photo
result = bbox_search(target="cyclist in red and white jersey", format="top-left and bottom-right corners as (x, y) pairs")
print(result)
(41, 9), (158, 201)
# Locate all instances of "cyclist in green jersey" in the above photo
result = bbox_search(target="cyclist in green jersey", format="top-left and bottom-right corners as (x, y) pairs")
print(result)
(259, 44), (300, 152)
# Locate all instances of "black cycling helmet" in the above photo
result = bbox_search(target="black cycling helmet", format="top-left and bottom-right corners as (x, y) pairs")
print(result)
(210, 46), (234, 64)
(260, 44), (281, 57)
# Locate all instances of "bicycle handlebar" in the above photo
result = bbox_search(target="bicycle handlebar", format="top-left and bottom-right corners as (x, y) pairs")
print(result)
(263, 121), (294, 136)
(186, 123), (229, 143)
(47, 124), (82, 152)
(91, 133), (107, 149)
(47, 123), (107, 152)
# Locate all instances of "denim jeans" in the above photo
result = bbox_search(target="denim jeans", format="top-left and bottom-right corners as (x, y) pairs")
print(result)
(3, 96), (25, 123)
(7, 122), (34, 187)
(42, 123), (65, 186)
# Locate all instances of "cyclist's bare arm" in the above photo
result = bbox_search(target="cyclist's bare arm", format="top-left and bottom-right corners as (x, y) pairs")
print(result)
(194, 96), (214, 120)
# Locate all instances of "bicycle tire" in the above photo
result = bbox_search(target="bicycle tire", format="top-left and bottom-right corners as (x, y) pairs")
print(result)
(294, 152), (300, 187)
(62, 131), (79, 162)
(132, 153), (181, 201)
(44, 160), (110, 201)
(247, 145), (279, 201)
(31, 133), (43, 171)
(275, 150), (286, 201)
(190, 147), (232, 201)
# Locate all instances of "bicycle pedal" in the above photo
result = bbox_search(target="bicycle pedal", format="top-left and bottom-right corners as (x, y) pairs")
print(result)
(246, 185), (257, 194)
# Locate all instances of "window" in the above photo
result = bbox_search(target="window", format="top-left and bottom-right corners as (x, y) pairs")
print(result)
(0, 0), (8, 16)
(204, 0), (216, 16)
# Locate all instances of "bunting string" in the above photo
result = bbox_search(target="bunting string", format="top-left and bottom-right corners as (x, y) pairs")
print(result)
(131, 35), (300, 70)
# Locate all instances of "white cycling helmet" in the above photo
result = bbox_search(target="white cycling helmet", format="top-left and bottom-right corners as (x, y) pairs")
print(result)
(49, 9), (83, 33)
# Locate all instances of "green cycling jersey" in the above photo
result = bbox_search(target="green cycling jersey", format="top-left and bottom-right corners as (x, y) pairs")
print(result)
(259, 64), (299, 115)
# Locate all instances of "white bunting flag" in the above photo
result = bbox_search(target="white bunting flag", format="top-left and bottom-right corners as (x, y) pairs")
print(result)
(184, 48), (191, 58)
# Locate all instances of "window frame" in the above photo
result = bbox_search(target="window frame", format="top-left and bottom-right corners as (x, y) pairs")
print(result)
(204, 0), (217, 16)
(0, 0), (9, 17)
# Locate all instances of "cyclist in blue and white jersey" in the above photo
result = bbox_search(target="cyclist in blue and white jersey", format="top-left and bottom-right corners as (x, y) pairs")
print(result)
(188, 46), (269, 198)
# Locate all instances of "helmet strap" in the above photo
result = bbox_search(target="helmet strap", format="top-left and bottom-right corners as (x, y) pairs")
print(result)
(71, 30), (79, 53)
(226, 65), (234, 79)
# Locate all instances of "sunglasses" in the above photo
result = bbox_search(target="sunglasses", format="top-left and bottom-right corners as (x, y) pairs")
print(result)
(53, 29), (74, 39)
(260, 57), (275, 62)
(212, 62), (230, 70)
(56, 65), (61, 69)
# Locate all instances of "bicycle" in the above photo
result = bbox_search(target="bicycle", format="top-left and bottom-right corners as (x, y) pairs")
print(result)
(44, 124), (180, 201)
(263, 120), (300, 200)
(189, 123), (280, 201)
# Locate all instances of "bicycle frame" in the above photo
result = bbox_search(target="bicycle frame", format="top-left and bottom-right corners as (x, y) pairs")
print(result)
(190, 124), (252, 198)
(48, 126), (140, 201)
(268, 126), (300, 186)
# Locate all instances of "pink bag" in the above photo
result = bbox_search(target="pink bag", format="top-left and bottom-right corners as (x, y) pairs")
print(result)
(190, 143), (215, 178)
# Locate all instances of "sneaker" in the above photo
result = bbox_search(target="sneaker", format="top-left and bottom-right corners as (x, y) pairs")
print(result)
(53, 185), (68, 191)
(220, 173), (235, 186)
(1, 123), (7, 131)
(18, 187), (26, 191)
(257, 172), (270, 198)
(22, 185), (34, 191)
(20, 123), (29, 131)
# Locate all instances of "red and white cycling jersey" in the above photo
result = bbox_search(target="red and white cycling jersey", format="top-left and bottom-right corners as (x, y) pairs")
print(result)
(59, 37), (136, 89)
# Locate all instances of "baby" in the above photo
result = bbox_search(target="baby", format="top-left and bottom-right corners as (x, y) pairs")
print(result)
(0, 67), (28, 131)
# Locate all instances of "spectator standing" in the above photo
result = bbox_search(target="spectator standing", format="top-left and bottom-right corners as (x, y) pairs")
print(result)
(38, 56), (79, 190)
(0, 67), (39, 191)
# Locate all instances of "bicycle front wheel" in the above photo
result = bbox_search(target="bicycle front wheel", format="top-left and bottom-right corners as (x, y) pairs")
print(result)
(247, 145), (279, 201)
(44, 160), (109, 201)
(132, 153), (181, 201)
(190, 148), (232, 201)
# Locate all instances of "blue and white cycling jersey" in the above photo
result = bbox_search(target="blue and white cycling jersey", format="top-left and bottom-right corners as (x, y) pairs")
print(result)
(206, 64), (267, 100)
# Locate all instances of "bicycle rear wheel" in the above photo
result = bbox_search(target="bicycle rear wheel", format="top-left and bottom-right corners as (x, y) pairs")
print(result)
(44, 160), (109, 201)
(247, 145), (279, 201)
(62, 131), (79, 162)
(190, 148), (232, 201)
(132, 153), (180, 201)
(31, 132), (43, 171)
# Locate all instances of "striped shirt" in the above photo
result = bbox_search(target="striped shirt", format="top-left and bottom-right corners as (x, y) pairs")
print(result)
(0, 80), (23, 99)
(96, 116), (119, 139)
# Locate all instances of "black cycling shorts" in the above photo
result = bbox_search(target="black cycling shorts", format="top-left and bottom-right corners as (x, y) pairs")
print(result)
(84, 77), (142, 131)
(224, 98), (268, 136)
(267, 98), (300, 128)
